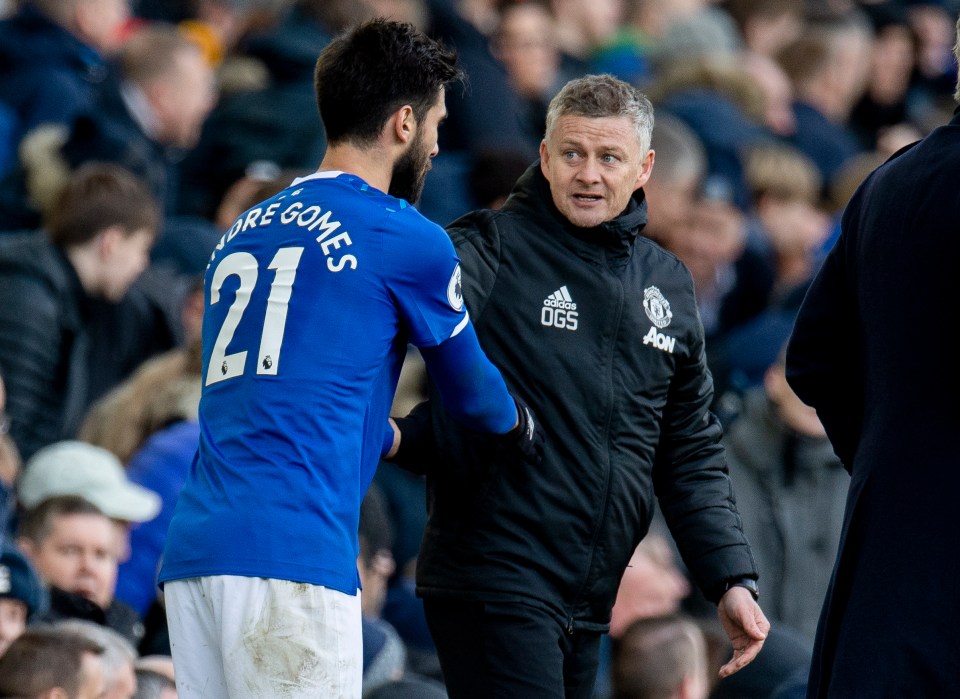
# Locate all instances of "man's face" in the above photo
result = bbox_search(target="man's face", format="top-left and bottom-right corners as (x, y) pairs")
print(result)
(20, 513), (119, 609)
(389, 89), (445, 204)
(0, 598), (27, 657)
(101, 228), (153, 302)
(540, 114), (654, 228)
(154, 47), (217, 149)
(76, 0), (131, 55)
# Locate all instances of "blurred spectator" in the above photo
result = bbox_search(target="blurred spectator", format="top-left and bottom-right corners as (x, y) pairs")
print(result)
(649, 55), (771, 210)
(76, 340), (201, 617)
(550, 0), (624, 73)
(18, 440), (162, 562)
(610, 534), (693, 638)
(611, 613), (710, 699)
(79, 336), (201, 464)
(17, 495), (145, 647)
(0, 0), (130, 176)
(594, 0), (706, 86)
(359, 485), (409, 696)
(359, 485), (397, 621)
(849, 2), (920, 149)
(777, 15), (872, 190)
(0, 543), (46, 657)
(723, 0), (803, 58)
(491, 1), (566, 151)
(419, 0), (534, 224)
(0, 23), (216, 232)
(662, 184), (748, 338)
(653, 4), (742, 72)
(906, 1), (960, 106)
(742, 143), (828, 309)
(0, 625), (107, 698)
(176, 0), (291, 67)
(642, 113), (706, 247)
(176, 0), (342, 221)
(723, 354), (848, 642)
(134, 668), (177, 699)
(0, 371), (22, 541)
(0, 163), (159, 460)
(593, 532), (694, 698)
(738, 51), (796, 137)
(57, 618), (139, 699)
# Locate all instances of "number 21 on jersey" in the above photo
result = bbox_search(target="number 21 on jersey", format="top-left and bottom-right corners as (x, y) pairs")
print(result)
(205, 247), (303, 386)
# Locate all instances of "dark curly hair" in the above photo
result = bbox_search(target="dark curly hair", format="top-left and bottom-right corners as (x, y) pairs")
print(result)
(314, 19), (463, 146)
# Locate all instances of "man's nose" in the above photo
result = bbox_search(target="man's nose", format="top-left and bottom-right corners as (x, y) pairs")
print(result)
(576, 157), (601, 183)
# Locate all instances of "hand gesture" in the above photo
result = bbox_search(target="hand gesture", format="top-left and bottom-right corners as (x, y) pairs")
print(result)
(717, 586), (770, 678)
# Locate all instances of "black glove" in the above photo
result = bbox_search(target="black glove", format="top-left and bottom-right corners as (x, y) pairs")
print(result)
(505, 394), (544, 465)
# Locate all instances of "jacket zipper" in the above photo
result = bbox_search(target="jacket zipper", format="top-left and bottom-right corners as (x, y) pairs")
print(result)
(568, 263), (624, 619)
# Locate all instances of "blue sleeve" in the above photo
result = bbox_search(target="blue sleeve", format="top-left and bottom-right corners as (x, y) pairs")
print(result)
(419, 323), (517, 435)
(384, 211), (469, 347)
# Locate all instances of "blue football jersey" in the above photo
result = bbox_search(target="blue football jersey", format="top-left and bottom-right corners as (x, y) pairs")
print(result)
(159, 172), (468, 593)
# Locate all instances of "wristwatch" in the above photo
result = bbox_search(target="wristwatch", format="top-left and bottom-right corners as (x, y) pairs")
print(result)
(724, 577), (760, 601)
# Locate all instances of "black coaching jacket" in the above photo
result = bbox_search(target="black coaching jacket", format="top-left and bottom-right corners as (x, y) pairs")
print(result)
(398, 164), (756, 630)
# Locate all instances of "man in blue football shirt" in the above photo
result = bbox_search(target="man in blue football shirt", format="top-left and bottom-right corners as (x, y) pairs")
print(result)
(159, 19), (540, 699)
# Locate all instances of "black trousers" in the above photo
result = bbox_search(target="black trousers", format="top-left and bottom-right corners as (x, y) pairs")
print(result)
(423, 597), (602, 699)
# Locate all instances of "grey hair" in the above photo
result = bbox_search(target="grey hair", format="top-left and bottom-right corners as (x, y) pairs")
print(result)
(544, 74), (655, 153)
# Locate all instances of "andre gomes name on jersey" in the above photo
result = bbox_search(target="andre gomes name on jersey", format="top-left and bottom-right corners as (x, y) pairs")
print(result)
(209, 192), (357, 274)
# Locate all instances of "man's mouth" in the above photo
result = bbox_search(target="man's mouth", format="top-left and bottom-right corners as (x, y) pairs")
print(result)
(574, 194), (603, 203)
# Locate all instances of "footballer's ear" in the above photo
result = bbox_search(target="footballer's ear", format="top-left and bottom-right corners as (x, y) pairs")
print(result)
(389, 105), (416, 146)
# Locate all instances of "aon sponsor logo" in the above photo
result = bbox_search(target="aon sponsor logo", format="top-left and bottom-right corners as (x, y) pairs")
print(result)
(643, 326), (676, 353)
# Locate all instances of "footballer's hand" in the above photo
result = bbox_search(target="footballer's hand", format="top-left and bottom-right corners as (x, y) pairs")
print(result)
(506, 394), (544, 465)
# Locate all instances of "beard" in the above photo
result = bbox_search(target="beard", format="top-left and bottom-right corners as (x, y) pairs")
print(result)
(389, 131), (431, 203)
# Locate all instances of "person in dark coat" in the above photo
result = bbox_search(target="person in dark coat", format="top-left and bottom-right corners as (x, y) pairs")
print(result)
(0, 22), (217, 232)
(391, 74), (769, 698)
(0, 0), (128, 175)
(785, 18), (960, 696)
(0, 163), (158, 459)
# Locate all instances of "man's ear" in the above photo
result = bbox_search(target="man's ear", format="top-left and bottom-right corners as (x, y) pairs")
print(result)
(635, 149), (656, 189)
(16, 537), (35, 562)
(390, 105), (417, 146)
(97, 225), (125, 260)
(539, 140), (550, 177)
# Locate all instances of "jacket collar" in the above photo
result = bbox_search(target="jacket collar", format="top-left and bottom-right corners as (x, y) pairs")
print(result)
(501, 162), (648, 259)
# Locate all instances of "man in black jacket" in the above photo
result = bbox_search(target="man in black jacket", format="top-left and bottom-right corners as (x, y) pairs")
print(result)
(392, 74), (768, 697)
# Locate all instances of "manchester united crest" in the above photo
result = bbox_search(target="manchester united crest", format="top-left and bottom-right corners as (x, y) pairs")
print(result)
(643, 286), (673, 328)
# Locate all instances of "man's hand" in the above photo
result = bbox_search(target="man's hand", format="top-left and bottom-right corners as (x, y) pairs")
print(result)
(717, 586), (770, 678)
(505, 394), (544, 464)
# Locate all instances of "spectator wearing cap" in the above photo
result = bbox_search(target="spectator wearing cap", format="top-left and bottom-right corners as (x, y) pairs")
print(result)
(0, 543), (46, 656)
(16, 495), (146, 647)
(18, 440), (161, 563)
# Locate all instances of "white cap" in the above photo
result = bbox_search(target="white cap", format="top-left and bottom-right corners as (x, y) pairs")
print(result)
(19, 441), (161, 523)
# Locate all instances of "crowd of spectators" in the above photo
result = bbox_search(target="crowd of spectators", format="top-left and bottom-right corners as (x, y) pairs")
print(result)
(0, 0), (957, 696)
